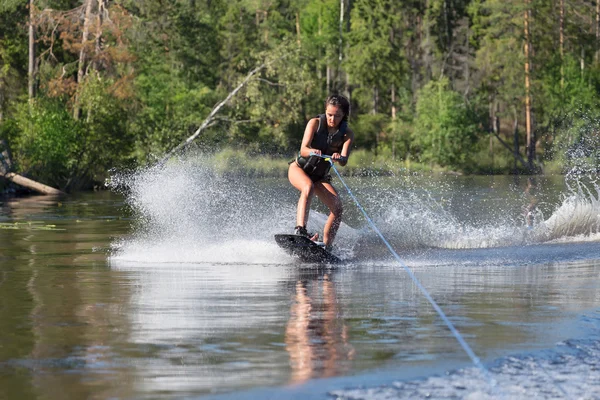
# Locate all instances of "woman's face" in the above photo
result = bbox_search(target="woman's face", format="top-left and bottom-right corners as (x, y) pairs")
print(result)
(325, 105), (344, 128)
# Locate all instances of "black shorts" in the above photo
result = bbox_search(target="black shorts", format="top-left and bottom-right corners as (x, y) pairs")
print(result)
(292, 154), (333, 183)
(293, 160), (331, 183)
(309, 172), (332, 183)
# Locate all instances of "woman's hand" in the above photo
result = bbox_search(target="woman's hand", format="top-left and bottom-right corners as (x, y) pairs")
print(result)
(332, 153), (347, 162)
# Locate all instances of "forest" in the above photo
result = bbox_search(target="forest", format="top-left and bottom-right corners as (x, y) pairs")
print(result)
(1, 0), (600, 191)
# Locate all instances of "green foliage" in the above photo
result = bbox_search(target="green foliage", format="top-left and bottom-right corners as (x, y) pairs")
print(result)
(0, 1), (28, 118)
(537, 55), (600, 128)
(4, 0), (600, 191)
(384, 116), (414, 160)
(0, 117), (19, 150)
(13, 98), (82, 188)
(74, 75), (135, 186)
(298, 0), (340, 99)
(13, 77), (135, 190)
(129, 59), (214, 161)
(222, 38), (321, 153)
(469, 0), (526, 103)
(0, 0), (22, 13)
(344, 148), (424, 175)
(346, 0), (407, 115)
(470, 135), (516, 174)
(413, 78), (480, 170)
(351, 113), (390, 152)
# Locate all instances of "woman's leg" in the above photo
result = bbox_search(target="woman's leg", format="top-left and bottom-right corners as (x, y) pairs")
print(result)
(288, 162), (315, 229)
(314, 182), (343, 246)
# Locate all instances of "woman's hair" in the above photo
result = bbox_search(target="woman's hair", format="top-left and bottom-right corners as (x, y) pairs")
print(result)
(325, 94), (350, 121)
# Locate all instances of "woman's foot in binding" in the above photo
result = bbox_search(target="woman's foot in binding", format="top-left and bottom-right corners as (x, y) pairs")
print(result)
(294, 225), (319, 242)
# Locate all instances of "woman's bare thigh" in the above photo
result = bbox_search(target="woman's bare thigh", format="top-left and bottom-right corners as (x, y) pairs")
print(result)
(288, 162), (313, 192)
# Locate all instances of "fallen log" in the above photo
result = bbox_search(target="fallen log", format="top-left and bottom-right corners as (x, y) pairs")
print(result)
(3, 172), (66, 195)
(0, 140), (66, 195)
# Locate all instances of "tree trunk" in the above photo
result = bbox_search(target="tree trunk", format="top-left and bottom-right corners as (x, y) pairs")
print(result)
(489, 135), (494, 167)
(317, 6), (322, 82)
(74, 0), (94, 120)
(464, 23), (470, 97)
(0, 80), (4, 123)
(513, 113), (519, 173)
(596, 0), (600, 64)
(391, 84), (396, 119)
(390, 27), (397, 119)
(95, 0), (105, 65)
(343, 0), (352, 96)
(524, 3), (535, 171)
(489, 99), (500, 135)
(339, 0), (344, 63)
(443, 0), (451, 51)
(335, 0), (345, 93)
(372, 85), (378, 114)
(559, 0), (564, 88)
(295, 12), (301, 46)
(581, 47), (585, 78)
(28, 0), (36, 101)
(409, 20), (418, 101)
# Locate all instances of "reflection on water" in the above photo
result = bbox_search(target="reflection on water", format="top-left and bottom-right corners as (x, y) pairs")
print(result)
(1, 175), (600, 399)
(0, 192), (134, 400)
(285, 273), (354, 384)
(109, 251), (600, 398)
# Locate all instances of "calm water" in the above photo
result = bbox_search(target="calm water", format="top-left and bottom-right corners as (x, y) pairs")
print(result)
(1, 168), (600, 399)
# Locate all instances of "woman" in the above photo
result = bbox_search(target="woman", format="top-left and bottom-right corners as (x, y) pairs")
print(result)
(288, 94), (354, 249)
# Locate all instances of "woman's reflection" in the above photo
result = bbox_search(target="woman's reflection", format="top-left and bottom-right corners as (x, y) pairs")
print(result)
(285, 271), (354, 384)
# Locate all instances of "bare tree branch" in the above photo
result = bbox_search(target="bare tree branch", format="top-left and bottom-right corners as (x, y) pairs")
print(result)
(491, 131), (528, 168)
(156, 62), (267, 166)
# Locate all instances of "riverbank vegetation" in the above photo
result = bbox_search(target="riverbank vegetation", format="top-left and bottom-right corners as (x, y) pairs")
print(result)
(2, 0), (600, 191)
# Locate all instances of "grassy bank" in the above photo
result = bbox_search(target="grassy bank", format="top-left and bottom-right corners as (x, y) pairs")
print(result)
(204, 147), (554, 178)
(205, 148), (456, 178)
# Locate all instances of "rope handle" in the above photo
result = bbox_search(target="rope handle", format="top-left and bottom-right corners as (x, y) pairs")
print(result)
(308, 152), (348, 164)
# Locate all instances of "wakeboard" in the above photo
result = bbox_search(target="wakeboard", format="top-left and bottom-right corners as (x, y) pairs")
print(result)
(274, 234), (341, 264)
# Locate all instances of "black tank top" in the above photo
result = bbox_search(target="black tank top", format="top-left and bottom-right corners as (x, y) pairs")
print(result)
(294, 115), (348, 181)
(310, 114), (347, 154)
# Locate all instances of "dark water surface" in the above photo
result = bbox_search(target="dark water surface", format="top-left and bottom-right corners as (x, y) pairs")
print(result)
(1, 173), (600, 399)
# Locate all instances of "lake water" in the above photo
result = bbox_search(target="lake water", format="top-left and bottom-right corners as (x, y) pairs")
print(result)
(1, 161), (600, 399)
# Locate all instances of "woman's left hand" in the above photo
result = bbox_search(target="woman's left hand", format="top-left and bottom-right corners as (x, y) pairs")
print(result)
(331, 153), (347, 163)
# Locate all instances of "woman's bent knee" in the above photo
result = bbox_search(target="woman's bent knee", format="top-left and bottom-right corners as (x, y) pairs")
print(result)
(301, 182), (315, 198)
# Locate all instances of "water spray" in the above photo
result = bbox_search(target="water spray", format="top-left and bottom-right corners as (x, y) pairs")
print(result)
(319, 153), (574, 397)
(311, 153), (500, 392)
